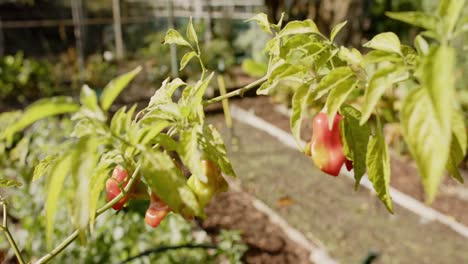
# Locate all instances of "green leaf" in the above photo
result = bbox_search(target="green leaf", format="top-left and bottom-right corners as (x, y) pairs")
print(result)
(279, 19), (319, 36)
(33, 155), (58, 182)
(338, 47), (362, 65)
(246, 13), (272, 34)
(1, 97), (79, 145)
(179, 127), (206, 183)
(339, 105), (370, 189)
(46, 153), (72, 249)
(134, 121), (170, 145)
(164, 29), (192, 47)
(290, 84), (311, 150)
(366, 128), (393, 213)
(330, 21), (347, 41)
(313, 67), (354, 100)
(149, 78), (186, 106)
(241, 59), (268, 78)
(362, 50), (402, 65)
(142, 149), (202, 216)
(363, 32), (402, 55)
(0, 177), (22, 187)
(385, 12), (437, 31)
(186, 17), (198, 44)
(414, 35), (429, 55)
(401, 88), (451, 203)
(180, 51), (197, 71)
(100, 66), (142, 111)
(421, 46), (455, 137)
(80, 85), (99, 111)
(446, 110), (467, 183)
(325, 76), (357, 127)
(437, 0), (466, 34)
(199, 124), (236, 177)
(360, 65), (409, 125)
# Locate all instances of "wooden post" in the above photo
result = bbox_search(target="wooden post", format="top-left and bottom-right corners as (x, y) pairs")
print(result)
(112, 0), (125, 60)
(167, 0), (178, 78)
(71, 0), (85, 82)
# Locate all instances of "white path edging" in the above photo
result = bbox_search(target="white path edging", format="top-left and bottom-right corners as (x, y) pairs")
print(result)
(230, 105), (468, 240)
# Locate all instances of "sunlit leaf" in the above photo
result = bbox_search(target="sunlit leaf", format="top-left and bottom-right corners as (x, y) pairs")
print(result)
(199, 124), (236, 177)
(313, 67), (354, 100)
(180, 51), (197, 71)
(179, 127), (206, 183)
(186, 17), (199, 43)
(385, 12), (437, 31)
(0, 177), (22, 187)
(446, 109), (467, 183)
(164, 29), (192, 47)
(363, 32), (402, 55)
(330, 21), (347, 41)
(325, 76), (357, 127)
(100, 66), (142, 111)
(280, 20), (319, 36)
(290, 84), (310, 150)
(246, 13), (272, 34)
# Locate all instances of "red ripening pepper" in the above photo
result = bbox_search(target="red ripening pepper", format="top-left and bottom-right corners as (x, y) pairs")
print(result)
(105, 165), (131, 210)
(309, 112), (346, 176)
(145, 193), (170, 228)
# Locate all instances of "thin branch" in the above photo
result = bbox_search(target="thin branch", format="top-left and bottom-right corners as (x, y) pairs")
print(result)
(1, 202), (26, 264)
(203, 76), (267, 106)
(119, 244), (217, 264)
(34, 164), (142, 264)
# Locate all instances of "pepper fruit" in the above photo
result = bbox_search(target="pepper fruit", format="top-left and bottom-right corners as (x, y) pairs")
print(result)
(145, 193), (170, 228)
(309, 112), (346, 176)
(105, 165), (131, 210)
(187, 159), (228, 208)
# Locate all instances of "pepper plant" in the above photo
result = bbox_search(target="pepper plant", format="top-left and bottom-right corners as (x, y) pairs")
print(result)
(1, 0), (467, 262)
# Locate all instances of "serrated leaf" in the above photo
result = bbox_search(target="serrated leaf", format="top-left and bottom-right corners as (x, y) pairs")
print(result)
(179, 127), (206, 183)
(313, 67), (354, 100)
(330, 21), (347, 41)
(46, 153), (72, 249)
(2, 97), (79, 145)
(360, 65), (408, 125)
(385, 12), (437, 31)
(0, 177), (22, 187)
(199, 124), (235, 177)
(280, 19), (319, 36)
(164, 29), (192, 47)
(290, 85), (310, 150)
(186, 17), (198, 43)
(33, 155), (58, 182)
(246, 13), (272, 34)
(421, 46), (454, 138)
(325, 77), (357, 127)
(142, 149), (202, 216)
(180, 51), (197, 71)
(366, 129), (393, 213)
(100, 66), (142, 111)
(339, 105), (370, 189)
(446, 110), (467, 183)
(363, 32), (402, 55)
(401, 88), (451, 203)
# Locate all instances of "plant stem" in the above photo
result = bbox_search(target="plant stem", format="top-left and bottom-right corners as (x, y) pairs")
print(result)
(34, 164), (141, 264)
(203, 76), (267, 106)
(1, 202), (26, 264)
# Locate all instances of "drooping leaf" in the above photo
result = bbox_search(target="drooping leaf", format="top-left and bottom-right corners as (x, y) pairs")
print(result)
(142, 149), (202, 217)
(366, 128), (393, 213)
(2, 97), (79, 145)
(199, 124), (236, 177)
(313, 67), (354, 100)
(100, 66), (142, 111)
(164, 29), (192, 47)
(32, 155), (58, 182)
(149, 78), (186, 107)
(46, 153), (72, 249)
(360, 65), (409, 125)
(290, 84), (311, 150)
(401, 88), (451, 203)
(446, 109), (467, 183)
(363, 32), (402, 55)
(180, 51), (197, 71)
(179, 127), (206, 183)
(339, 105), (370, 189)
(325, 76), (357, 127)
(246, 13), (272, 34)
(421, 46), (454, 138)
(330, 21), (347, 41)
(385, 12), (437, 31)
